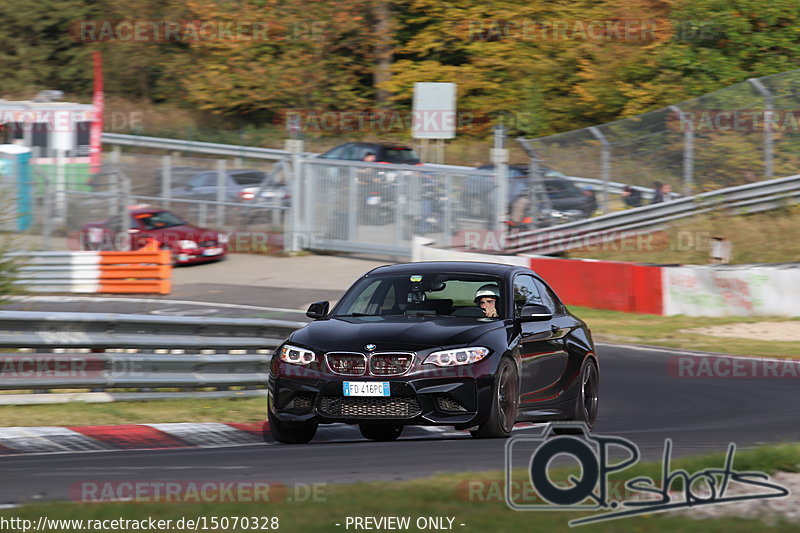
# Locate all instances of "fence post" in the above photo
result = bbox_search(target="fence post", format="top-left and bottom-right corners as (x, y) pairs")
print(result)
(589, 127), (610, 214)
(286, 140), (305, 253)
(492, 125), (509, 232)
(41, 169), (53, 251)
(161, 155), (172, 208)
(216, 159), (226, 225)
(747, 77), (774, 179)
(54, 148), (67, 225)
(347, 166), (357, 240)
(670, 105), (695, 194)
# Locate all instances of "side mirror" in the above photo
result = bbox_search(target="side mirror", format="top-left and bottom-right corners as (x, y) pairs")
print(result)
(306, 301), (329, 319)
(518, 304), (553, 322)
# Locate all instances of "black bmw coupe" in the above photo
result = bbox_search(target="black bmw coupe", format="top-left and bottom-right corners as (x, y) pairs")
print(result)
(267, 261), (598, 444)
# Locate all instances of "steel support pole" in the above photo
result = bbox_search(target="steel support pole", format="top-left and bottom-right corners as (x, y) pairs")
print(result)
(161, 155), (172, 208)
(589, 127), (610, 214)
(748, 77), (774, 179)
(216, 159), (226, 225)
(492, 124), (509, 232)
(670, 105), (695, 195)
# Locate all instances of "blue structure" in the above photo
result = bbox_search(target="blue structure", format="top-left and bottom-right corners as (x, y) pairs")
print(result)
(0, 144), (33, 231)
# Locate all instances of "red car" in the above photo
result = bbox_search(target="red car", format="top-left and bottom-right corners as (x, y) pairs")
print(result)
(80, 206), (228, 265)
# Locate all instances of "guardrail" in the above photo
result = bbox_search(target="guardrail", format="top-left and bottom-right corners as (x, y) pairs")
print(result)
(0, 311), (306, 404)
(503, 173), (800, 254)
(102, 133), (294, 161)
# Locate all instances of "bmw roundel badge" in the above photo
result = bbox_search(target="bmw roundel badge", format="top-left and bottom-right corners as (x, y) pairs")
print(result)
(365, 344), (377, 351)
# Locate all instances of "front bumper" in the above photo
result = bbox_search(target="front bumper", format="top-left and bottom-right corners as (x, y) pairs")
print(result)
(269, 373), (494, 427)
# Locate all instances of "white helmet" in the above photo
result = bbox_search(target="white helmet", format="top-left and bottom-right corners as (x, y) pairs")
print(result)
(474, 284), (500, 303)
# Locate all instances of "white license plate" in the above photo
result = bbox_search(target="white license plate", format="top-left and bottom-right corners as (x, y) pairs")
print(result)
(366, 196), (381, 205)
(203, 247), (223, 256)
(343, 381), (390, 397)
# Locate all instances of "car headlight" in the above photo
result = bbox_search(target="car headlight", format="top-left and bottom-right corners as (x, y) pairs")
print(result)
(424, 347), (490, 367)
(218, 233), (229, 244)
(279, 344), (316, 366)
(177, 240), (198, 250)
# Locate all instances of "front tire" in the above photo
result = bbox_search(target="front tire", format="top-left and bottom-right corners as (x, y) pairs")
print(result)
(267, 411), (318, 444)
(358, 423), (403, 441)
(471, 358), (519, 439)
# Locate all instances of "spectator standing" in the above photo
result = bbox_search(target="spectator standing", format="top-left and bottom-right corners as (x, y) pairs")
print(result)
(650, 181), (665, 204)
(621, 185), (642, 208)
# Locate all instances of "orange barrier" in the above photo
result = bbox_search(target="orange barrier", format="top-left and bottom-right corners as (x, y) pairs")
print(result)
(98, 239), (172, 295)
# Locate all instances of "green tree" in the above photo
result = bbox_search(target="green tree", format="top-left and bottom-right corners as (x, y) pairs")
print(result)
(0, 0), (99, 97)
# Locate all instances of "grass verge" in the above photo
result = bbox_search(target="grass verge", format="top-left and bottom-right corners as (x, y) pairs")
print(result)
(567, 206), (800, 265)
(2, 443), (798, 532)
(0, 397), (266, 427)
(574, 306), (800, 358)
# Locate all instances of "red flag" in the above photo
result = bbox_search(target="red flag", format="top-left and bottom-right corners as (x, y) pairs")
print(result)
(89, 51), (104, 174)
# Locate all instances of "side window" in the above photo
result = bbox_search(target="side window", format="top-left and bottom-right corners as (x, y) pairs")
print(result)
(351, 145), (372, 161)
(187, 172), (213, 188)
(534, 278), (564, 314)
(320, 143), (351, 160)
(339, 144), (357, 160)
(513, 274), (543, 311)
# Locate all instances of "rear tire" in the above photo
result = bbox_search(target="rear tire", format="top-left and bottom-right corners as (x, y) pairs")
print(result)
(359, 423), (403, 442)
(471, 358), (519, 438)
(574, 358), (599, 428)
(267, 411), (318, 444)
(554, 358), (599, 434)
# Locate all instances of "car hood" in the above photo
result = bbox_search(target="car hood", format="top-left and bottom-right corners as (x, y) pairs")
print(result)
(289, 315), (505, 352)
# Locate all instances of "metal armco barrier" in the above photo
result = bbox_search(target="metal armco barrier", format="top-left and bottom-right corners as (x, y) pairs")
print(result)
(101, 133), (293, 161)
(0, 352), (268, 390)
(503, 173), (800, 254)
(0, 311), (304, 351)
(0, 311), (306, 404)
(11, 239), (172, 295)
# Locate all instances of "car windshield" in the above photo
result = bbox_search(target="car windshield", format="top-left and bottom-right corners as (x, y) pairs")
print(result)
(332, 273), (504, 319)
(133, 211), (185, 230)
(382, 147), (420, 164)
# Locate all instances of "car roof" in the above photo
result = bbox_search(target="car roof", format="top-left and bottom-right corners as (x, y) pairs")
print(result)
(354, 142), (413, 149)
(364, 261), (535, 278)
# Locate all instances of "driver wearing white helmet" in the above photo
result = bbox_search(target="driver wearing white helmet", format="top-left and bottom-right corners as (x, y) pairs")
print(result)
(474, 284), (500, 318)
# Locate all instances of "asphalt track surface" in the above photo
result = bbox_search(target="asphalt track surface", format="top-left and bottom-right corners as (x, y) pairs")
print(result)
(2, 284), (338, 320)
(1, 343), (798, 504)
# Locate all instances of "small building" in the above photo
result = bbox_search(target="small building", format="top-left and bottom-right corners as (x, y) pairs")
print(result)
(0, 93), (95, 189)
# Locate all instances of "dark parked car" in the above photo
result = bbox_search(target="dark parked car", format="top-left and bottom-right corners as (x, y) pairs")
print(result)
(318, 142), (421, 164)
(168, 168), (288, 205)
(267, 261), (599, 444)
(471, 164), (595, 224)
(80, 205), (228, 265)
(316, 143), (422, 227)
